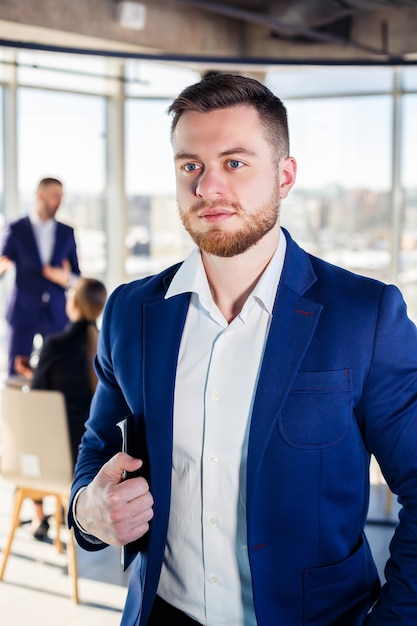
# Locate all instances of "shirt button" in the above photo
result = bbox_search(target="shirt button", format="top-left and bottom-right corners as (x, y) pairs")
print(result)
(211, 393), (219, 402)
(209, 456), (218, 464)
(209, 516), (218, 525)
(209, 576), (218, 584)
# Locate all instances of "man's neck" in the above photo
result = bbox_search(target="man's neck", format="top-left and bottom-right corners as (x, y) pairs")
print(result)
(201, 226), (280, 323)
(34, 205), (54, 222)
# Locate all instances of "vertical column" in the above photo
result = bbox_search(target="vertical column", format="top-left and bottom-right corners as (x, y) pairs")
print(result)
(105, 59), (128, 292)
(2, 51), (18, 221)
(1, 52), (18, 375)
(389, 68), (404, 285)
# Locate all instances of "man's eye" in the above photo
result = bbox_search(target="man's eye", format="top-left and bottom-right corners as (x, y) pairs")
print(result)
(228, 160), (243, 169)
(183, 163), (198, 172)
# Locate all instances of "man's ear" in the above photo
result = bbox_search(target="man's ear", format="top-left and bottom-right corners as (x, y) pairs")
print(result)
(279, 157), (297, 200)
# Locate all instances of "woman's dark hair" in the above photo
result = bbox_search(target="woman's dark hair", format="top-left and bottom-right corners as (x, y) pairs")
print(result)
(168, 73), (290, 159)
(73, 277), (107, 322)
(72, 277), (107, 393)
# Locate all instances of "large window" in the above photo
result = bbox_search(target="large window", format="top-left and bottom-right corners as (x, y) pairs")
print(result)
(125, 63), (198, 277)
(0, 86), (6, 373)
(18, 88), (106, 279)
(0, 50), (415, 323)
(267, 66), (417, 321)
(281, 95), (392, 282)
(399, 93), (417, 315)
(0, 87), (3, 218)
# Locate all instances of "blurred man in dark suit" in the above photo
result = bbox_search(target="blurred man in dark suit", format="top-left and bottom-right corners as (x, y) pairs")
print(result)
(0, 177), (80, 376)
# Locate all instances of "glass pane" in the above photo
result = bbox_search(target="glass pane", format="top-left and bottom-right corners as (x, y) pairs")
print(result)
(403, 67), (417, 91)
(399, 94), (417, 322)
(0, 48), (15, 83)
(125, 97), (193, 277)
(266, 66), (393, 99)
(0, 86), (6, 373)
(17, 50), (117, 95)
(18, 88), (107, 279)
(0, 88), (3, 217)
(281, 95), (392, 283)
(125, 60), (199, 98)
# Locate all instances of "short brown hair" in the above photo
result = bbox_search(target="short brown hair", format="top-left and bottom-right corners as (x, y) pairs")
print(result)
(168, 73), (290, 159)
(37, 177), (63, 191)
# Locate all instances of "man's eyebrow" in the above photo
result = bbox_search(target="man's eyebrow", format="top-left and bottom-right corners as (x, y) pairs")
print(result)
(174, 151), (199, 161)
(220, 147), (258, 158)
(174, 147), (258, 161)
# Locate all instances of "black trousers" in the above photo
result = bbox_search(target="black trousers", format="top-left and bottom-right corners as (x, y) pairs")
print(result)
(147, 595), (204, 626)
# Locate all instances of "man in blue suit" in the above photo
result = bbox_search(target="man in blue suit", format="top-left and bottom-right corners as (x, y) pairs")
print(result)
(70, 75), (417, 625)
(0, 177), (80, 376)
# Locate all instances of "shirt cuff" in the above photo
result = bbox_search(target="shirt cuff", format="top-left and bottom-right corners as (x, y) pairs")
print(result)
(72, 486), (89, 533)
(72, 486), (104, 545)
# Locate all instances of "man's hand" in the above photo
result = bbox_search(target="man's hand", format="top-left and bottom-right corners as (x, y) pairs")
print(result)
(14, 355), (34, 379)
(0, 255), (13, 275)
(42, 258), (72, 287)
(75, 453), (154, 546)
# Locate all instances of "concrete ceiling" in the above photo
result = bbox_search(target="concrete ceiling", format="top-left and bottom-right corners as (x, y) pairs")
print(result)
(0, 0), (416, 69)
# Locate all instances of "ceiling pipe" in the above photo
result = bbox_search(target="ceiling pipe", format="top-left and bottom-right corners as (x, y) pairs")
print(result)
(173, 0), (403, 59)
(1, 38), (415, 66)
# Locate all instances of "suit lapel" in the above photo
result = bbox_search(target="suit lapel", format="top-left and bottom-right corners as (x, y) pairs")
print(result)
(142, 291), (189, 498)
(139, 289), (189, 602)
(246, 232), (323, 512)
(50, 222), (62, 265)
(23, 217), (43, 268)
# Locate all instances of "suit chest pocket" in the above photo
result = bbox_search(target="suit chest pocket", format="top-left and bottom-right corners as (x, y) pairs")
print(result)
(278, 369), (352, 449)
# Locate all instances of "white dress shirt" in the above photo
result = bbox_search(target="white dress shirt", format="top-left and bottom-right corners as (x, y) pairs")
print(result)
(30, 212), (56, 265)
(158, 230), (287, 625)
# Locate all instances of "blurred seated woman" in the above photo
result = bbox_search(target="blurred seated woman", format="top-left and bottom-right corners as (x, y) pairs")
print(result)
(15, 277), (107, 539)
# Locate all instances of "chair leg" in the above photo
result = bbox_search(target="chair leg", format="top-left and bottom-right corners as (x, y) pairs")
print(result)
(66, 528), (79, 604)
(61, 496), (79, 605)
(54, 495), (63, 553)
(0, 487), (25, 580)
(60, 496), (79, 603)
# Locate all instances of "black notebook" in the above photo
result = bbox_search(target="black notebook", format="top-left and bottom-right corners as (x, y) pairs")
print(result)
(117, 415), (150, 571)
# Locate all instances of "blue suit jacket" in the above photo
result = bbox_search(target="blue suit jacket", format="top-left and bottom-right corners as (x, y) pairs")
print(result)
(1, 216), (80, 329)
(70, 230), (417, 625)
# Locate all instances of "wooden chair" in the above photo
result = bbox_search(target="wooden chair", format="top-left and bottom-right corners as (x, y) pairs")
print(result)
(0, 386), (79, 602)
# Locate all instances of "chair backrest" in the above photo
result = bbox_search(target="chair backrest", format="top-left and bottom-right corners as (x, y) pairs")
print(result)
(0, 387), (73, 493)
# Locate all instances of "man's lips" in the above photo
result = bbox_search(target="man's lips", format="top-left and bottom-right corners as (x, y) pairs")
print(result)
(197, 207), (236, 222)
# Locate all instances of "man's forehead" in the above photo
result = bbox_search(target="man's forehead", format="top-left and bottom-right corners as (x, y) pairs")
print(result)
(172, 105), (264, 150)
(43, 184), (62, 193)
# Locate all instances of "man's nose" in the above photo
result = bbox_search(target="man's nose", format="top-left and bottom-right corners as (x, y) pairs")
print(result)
(195, 168), (228, 199)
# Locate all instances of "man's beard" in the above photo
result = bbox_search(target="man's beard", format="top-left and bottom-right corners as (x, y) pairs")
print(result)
(179, 182), (281, 258)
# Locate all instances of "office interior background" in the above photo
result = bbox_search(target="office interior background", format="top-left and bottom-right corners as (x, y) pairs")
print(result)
(0, 2), (415, 620)
(0, 0), (416, 371)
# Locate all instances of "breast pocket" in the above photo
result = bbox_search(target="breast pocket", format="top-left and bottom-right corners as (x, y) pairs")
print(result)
(278, 369), (352, 449)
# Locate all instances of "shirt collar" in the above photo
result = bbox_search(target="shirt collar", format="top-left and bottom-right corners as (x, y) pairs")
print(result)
(165, 228), (287, 316)
(250, 230), (286, 315)
(30, 212), (55, 227)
